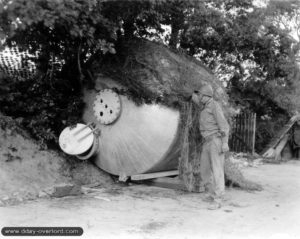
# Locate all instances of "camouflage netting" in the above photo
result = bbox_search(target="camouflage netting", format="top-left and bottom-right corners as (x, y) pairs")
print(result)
(95, 38), (262, 191)
(0, 47), (36, 79)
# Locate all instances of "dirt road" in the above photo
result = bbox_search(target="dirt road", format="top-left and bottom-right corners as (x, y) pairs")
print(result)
(1, 161), (300, 239)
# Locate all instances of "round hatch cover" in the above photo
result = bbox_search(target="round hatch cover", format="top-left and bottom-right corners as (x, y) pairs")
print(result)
(93, 89), (121, 124)
(59, 123), (94, 155)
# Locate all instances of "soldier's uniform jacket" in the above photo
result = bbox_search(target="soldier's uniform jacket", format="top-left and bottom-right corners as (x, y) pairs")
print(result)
(199, 98), (229, 144)
(198, 97), (229, 199)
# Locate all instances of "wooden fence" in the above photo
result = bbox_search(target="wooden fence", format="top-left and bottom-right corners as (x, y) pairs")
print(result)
(229, 112), (256, 154)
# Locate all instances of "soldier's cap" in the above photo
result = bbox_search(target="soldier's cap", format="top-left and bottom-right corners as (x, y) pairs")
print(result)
(194, 84), (213, 97)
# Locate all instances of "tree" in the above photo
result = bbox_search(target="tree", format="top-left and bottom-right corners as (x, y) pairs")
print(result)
(1, 0), (299, 151)
(0, 0), (118, 145)
(0, 0), (116, 92)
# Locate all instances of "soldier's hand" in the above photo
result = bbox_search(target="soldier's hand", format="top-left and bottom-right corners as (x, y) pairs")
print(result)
(221, 143), (229, 153)
(192, 93), (199, 104)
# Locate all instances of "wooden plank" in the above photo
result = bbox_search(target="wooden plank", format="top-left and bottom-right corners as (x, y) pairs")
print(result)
(235, 115), (238, 152)
(234, 116), (238, 152)
(233, 115), (238, 152)
(274, 134), (289, 161)
(143, 177), (187, 191)
(249, 113), (253, 153)
(238, 114), (242, 152)
(130, 170), (179, 181)
(244, 113), (248, 152)
(240, 114), (244, 152)
(261, 119), (295, 154)
(246, 113), (252, 153)
(263, 114), (300, 154)
(234, 115), (238, 152)
(243, 114), (247, 152)
(263, 148), (275, 158)
(242, 113), (246, 152)
(230, 118), (234, 151)
(249, 113), (252, 153)
(247, 112), (251, 153)
(252, 113), (256, 155)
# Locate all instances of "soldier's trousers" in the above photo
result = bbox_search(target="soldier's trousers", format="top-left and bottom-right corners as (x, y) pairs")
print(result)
(200, 136), (225, 199)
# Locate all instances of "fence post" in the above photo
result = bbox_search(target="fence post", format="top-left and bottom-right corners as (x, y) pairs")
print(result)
(252, 113), (256, 155)
(238, 115), (243, 152)
(246, 112), (250, 152)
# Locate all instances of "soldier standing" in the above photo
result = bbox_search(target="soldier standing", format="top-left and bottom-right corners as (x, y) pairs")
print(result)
(192, 84), (230, 210)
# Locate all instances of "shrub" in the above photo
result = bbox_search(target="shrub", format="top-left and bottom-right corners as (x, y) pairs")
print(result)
(0, 74), (84, 148)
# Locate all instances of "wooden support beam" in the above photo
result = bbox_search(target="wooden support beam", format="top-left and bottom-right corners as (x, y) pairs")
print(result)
(130, 170), (179, 181)
(274, 134), (289, 161)
(143, 177), (187, 191)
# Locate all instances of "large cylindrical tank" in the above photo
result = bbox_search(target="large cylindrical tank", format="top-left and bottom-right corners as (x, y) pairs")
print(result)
(82, 77), (181, 176)
(82, 39), (228, 177)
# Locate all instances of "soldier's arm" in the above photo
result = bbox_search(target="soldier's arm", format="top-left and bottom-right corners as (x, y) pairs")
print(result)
(212, 101), (230, 144)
